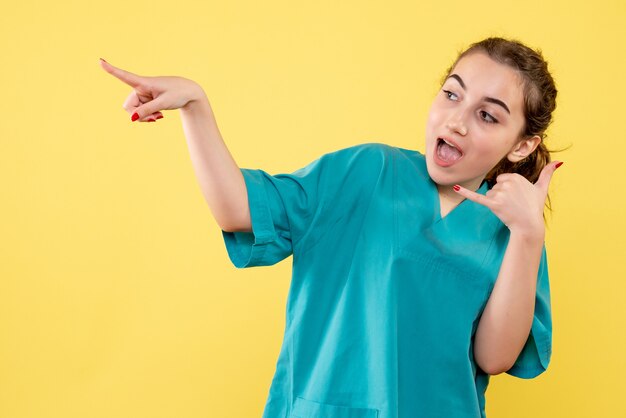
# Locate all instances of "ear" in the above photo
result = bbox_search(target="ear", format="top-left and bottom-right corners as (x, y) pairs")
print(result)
(506, 135), (542, 163)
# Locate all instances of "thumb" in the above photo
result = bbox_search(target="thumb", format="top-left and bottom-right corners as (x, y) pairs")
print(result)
(534, 161), (563, 194)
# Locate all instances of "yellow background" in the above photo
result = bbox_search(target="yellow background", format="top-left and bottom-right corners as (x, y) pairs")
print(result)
(1, 0), (624, 417)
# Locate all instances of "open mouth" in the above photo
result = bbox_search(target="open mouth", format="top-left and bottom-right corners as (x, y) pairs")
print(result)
(436, 138), (464, 163)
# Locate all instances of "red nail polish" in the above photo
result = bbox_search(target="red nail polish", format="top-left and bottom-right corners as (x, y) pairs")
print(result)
(453, 185), (460, 191)
(131, 112), (139, 121)
(555, 161), (564, 169)
(148, 119), (155, 122)
(156, 115), (164, 119)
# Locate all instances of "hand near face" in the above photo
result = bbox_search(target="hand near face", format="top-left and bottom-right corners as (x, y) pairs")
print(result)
(453, 161), (563, 237)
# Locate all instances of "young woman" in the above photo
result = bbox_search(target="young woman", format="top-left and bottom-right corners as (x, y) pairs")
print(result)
(101, 36), (561, 418)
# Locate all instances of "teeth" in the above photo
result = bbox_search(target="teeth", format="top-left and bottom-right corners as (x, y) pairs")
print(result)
(443, 138), (456, 148)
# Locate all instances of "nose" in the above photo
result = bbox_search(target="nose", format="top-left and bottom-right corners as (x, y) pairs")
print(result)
(446, 113), (468, 136)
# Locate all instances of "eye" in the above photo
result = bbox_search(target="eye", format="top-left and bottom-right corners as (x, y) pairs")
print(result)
(480, 110), (498, 124)
(442, 89), (458, 101)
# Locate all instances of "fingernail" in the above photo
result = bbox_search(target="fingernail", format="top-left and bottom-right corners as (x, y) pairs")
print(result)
(453, 185), (461, 192)
(555, 161), (564, 169)
(131, 112), (139, 121)
(156, 115), (164, 119)
(148, 119), (156, 122)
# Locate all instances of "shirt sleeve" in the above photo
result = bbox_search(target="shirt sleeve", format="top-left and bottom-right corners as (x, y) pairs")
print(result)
(220, 142), (387, 268)
(505, 245), (553, 378)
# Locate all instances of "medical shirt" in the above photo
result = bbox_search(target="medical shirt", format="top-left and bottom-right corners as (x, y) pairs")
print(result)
(221, 142), (552, 418)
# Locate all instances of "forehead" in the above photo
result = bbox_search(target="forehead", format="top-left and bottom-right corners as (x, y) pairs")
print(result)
(447, 51), (524, 111)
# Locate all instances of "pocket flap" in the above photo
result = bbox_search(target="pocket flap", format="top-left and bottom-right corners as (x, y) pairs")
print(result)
(292, 396), (379, 418)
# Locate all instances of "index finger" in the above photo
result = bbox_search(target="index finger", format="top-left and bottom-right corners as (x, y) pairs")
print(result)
(453, 184), (492, 208)
(99, 58), (143, 88)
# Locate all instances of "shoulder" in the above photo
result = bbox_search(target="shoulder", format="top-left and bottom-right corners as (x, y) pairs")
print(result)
(319, 142), (432, 183)
(321, 141), (417, 171)
(320, 142), (401, 179)
(323, 141), (398, 161)
(301, 142), (397, 197)
(358, 143), (428, 179)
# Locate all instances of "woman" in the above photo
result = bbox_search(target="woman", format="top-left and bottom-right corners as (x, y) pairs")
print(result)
(100, 36), (561, 418)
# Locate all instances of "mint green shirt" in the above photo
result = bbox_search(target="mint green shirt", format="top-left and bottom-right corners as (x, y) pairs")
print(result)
(222, 142), (552, 418)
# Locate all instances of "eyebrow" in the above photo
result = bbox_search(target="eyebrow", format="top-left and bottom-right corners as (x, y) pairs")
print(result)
(447, 74), (511, 115)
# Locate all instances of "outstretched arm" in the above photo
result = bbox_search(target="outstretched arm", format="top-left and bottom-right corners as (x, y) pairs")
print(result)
(99, 59), (252, 232)
(180, 97), (252, 232)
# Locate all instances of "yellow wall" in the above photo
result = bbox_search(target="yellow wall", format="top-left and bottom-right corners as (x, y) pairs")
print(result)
(1, 0), (624, 417)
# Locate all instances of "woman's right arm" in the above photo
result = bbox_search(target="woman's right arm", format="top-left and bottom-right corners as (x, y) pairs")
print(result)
(180, 92), (252, 232)
(99, 59), (251, 233)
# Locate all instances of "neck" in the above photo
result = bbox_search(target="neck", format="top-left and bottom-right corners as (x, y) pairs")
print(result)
(437, 184), (464, 207)
(436, 177), (485, 203)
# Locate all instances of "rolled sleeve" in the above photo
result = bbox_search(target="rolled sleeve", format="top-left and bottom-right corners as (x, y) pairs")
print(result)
(222, 169), (283, 268)
(220, 143), (390, 269)
(220, 149), (329, 268)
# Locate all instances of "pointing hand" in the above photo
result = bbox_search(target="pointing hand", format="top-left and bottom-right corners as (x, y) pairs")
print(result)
(99, 58), (205, 122)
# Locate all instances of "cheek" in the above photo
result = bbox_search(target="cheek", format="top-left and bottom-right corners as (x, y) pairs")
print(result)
(472, 137), (511, 166)
(425, 105), (443, 129)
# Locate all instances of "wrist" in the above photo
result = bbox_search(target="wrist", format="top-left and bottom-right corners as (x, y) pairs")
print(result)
(182, 81), (208, 111)
(509, 225), (545, 244)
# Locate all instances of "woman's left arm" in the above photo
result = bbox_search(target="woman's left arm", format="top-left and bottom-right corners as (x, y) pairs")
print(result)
(453, 160), (562, 375)
(472, 229), (544, 374)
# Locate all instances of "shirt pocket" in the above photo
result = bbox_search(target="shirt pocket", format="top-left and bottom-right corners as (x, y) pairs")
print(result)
(399, 245), (492, 292)
(393, 246), (496, 329)
(291, 396), (380, 418)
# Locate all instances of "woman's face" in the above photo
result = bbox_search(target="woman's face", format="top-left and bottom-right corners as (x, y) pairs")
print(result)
(424, 51), (537, 191)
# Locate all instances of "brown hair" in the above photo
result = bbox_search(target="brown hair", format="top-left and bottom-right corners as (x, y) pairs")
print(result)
(440, 37), (567, 220)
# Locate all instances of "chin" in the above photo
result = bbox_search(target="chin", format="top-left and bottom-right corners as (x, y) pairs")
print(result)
(425, 158), (456, 187)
